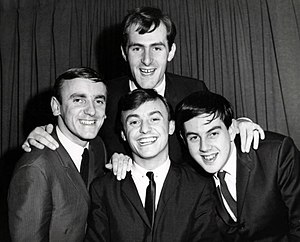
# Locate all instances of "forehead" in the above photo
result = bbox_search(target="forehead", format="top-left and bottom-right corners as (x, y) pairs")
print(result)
(61, 78), (107, 97)
(127, 22), (168, 43)
(184, 114), (225, 132)
(122, 99), (168, 119)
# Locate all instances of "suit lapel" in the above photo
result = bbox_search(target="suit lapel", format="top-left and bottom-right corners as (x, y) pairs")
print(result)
(155, 164), (180, 225)
(121, 175), (151, 228)
(164, 74), (179, 108)
(236, 147), (254, 218)
(53, 131), (90, 205)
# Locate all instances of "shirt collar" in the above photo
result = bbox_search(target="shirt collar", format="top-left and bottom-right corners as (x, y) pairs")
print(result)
(131, 156), (170, 179)
(129, 75), (166, 96)
(218, 143), (237, 178)
(56, 126), (89, 170)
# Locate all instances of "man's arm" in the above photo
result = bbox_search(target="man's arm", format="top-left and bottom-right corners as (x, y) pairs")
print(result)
(85, 179), (109, 241)
(234, 118), (265, 153)
(278, 137), (300, 240)
(22, 124), (59, 152)
(8, 165), (52, 241)
(191, 179), (222, 241)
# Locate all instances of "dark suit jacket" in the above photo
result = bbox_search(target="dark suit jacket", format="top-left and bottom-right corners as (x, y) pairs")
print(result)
(8, 130), (107, 242)
(85, 163), (221, 242)
(100, 73), (208, 162)
(215, 132), (300, 242)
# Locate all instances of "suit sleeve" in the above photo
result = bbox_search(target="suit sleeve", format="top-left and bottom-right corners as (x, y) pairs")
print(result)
(85, 179), (109, 242)
(190, 178), (222, 242)
(8, 165), (52, 242)
(277, 137), (300, 240)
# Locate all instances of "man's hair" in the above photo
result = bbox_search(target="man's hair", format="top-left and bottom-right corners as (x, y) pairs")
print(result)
(121, 6), (177, 51)
(53, 67), (105, 103)
(175, 91), (234, 136)
(118, 88), (173, 129)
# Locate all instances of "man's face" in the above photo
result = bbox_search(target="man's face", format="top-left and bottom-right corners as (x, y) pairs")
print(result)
(121, 99), (175, 166)
(121, 23), (176, 89)
(51, 78), (107, 146)
(183, 114), (236, 173)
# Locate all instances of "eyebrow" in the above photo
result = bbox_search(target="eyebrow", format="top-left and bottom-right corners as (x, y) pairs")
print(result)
(69, 93), (106, 100)
(128, 41), (166, 48)
(185, 125), (222, 137)
(124, 110), (163, 123)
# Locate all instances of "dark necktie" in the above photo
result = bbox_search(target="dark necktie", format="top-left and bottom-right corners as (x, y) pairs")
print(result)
(80, 148), (89, 187)
(145, 171), (156, 226)
(217, 171), (237, 217)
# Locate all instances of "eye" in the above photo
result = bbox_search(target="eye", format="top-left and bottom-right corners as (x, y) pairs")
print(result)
(128, 119), (141, 127)
(73, 98), (85, 104)
(187, 135), (200, 143)
(131, 46), (141, 52)
(95, 98), (105, 105)
(151, 117), (161, 123)
(153, 46), (162, 51)
(209, 132), (219, 138)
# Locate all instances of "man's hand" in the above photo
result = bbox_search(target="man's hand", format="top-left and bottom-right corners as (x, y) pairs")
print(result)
(235, 118), (265, 153)
(105, 153), (133, 181)
(22, 124), (59, 152)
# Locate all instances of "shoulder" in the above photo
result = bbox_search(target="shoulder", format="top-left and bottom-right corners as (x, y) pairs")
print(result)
(171, 162), (212, 186)
(166, 72), (207, 88)
(105, 76), (129, 88)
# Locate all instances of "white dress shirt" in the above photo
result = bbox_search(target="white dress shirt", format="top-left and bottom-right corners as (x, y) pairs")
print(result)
(129, 75), (166, 96)
(213, 144), (237, 221)
(131, 158), (170, 210)
(56, 126), (89, 171)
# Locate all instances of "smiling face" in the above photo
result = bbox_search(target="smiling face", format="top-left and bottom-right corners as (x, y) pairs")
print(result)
(51, 78), (107, 147)
(121, 22), (176, 89)
(183, 114), (236, 174)
(121, 99), (175, 169)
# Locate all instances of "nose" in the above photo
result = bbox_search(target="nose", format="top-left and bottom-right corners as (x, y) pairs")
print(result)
(141, 49), (152, 66)
(139, 120), (151, 134)
(84, 101), (96, 116)
(199, 138), (211, 152)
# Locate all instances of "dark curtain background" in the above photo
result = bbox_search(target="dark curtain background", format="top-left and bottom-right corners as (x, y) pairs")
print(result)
(1, 0), (299, 240)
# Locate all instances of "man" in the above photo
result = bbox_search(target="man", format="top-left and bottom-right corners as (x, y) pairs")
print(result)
(85, 89), (220, 242)
(8, 67), (108, 242)
(175, 91), (300, 241)
(21, 7), (264, 174)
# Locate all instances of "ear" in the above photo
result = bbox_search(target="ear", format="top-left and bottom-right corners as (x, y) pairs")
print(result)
(121, 130), (127, 141)
(167, 43), (176, 62)
(228, 119), (237, 142)
(179, 131), (187, 146)
(51, 97), (61, 116)
(121, 46), (127, 62)
(168, 120), (175, 135)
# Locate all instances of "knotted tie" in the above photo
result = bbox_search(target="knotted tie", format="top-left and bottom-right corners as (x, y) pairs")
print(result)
(217, 171), (237, 217)
(80, 148), (89, 187)
(145, 171), (156, 226)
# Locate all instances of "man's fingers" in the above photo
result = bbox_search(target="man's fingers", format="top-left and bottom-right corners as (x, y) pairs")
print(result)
(28, 138), (45, 150)
(22, 142), (32, 152)
(45, 124), (54, 134)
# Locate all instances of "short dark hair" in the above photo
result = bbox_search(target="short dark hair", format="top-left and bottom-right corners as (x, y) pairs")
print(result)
(121, 6), (176, 51)
(175, 91), (234, 137)
(118, 88), (173, 129)
(53, 67), (105, 103)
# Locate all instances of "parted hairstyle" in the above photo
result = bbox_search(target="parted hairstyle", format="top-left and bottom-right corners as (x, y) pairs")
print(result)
(53, 67), (105, 103)
(121, 6), (177, 51)
(175, 91), (234, 138)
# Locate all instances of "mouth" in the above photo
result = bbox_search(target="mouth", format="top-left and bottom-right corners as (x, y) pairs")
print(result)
(140, 68), (155, 75)
(138, 136), (158, 146)
(79, 119), (97, 125)
(201, 153), (218, 163)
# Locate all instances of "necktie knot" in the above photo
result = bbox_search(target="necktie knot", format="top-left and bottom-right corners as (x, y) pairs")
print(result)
(146, 171), (154, 181)
(217, 171), (226, 180)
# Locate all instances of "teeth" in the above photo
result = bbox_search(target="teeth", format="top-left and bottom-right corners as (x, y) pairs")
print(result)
(80, 120), (95, 125)
(202, 153), (217, 161)
(140, 68), (154, 74)
(139, 137), (157, 145)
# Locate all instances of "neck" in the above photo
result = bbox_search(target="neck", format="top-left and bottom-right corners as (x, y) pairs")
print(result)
(133, 152), (169, 170)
